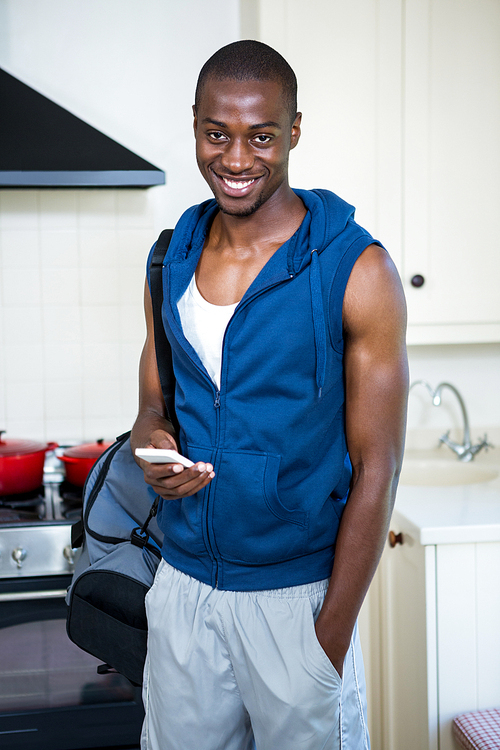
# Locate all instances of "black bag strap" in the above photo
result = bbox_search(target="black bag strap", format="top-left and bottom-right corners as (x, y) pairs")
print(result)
(130, 493), (161, 556)
(132, 228), (177, 553)
(149, 229), (180, 437)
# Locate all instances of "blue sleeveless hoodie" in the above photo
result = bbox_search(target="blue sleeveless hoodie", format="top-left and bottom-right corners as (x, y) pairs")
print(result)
(147, 188), (383, 591)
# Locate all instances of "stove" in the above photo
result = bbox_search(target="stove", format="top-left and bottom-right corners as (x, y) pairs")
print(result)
(0, 445), (144, 750)
(0, 450), (82, 579)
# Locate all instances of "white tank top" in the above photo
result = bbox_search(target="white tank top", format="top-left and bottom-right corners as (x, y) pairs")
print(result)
(177, 273), (239, 390)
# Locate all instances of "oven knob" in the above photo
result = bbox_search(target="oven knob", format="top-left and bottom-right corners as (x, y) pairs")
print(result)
(63, 545), (75, 566)
(12, 547), (27, 568)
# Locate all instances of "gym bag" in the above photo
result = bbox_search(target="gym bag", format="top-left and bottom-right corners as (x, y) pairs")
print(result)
(66, 229), (176, 687)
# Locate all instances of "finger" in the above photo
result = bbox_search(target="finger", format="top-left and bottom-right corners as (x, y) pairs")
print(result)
(157, 468), (214, 496)
(150, 468), (215, 499)
(141, 461), (187, 481)
(167, 462), (213, 485)
(145, 461), (213, 484)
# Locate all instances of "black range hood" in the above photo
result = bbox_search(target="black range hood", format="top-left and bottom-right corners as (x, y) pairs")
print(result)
(0, 68), (165, 188)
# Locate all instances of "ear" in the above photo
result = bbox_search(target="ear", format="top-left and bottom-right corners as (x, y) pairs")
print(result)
(290, 112), (302, 150)
(192, 105), (197, 137)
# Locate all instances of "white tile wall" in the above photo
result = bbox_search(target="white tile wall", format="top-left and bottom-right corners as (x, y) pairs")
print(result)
(0, 189), (154, 443)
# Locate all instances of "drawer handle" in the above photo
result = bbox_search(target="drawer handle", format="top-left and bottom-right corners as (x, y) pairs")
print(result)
(388, 531), (404, 547)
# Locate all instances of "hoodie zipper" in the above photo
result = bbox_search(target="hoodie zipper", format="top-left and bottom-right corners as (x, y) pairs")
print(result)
(210, 388), (221, 587)
(202, 272), (297, 588)
(166, 263), (296, 589)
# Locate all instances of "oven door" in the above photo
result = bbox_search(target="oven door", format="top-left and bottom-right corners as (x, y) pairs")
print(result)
(0, 575), (144, 749)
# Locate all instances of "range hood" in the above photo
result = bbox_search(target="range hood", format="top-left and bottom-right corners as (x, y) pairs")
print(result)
(0, 68), (165, 188)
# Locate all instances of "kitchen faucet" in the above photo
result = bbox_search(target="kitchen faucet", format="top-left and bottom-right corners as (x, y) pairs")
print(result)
(410, 380), (492, 462)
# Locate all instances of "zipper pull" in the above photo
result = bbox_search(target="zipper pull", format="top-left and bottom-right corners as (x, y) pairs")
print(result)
(214, 391), (221, 408)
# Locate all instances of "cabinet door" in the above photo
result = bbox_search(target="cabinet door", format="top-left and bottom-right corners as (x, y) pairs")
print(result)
(436, 542), (500, 750)
(404, 0), (500, 342)
(379, 538), (438, 750)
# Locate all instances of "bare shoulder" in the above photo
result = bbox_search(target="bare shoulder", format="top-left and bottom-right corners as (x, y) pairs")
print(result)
(343, 244), (406, 342)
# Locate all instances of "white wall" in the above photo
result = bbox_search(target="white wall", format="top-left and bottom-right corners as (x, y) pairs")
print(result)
(0, 0), (240, 442)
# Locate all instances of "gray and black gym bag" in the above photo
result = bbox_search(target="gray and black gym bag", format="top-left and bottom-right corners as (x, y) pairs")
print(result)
(66, 432), (163, 686)
(66, 229), (176, 687)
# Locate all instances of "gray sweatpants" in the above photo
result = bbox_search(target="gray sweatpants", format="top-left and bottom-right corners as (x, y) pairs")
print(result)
(141, 560), (370, 750)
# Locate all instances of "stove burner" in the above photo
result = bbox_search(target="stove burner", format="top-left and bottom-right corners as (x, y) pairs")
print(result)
(0, 507), (44, 525)
(1, 497), (42, 509)
(59, 482), (83, 504)
(0, 487), (46, 518)
(0, 486), (45, 503)
(63, 508), (83, 522)
(58, 481), (83, 521)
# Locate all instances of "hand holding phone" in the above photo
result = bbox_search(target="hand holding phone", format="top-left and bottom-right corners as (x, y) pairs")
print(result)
(135, 448), (194, 468)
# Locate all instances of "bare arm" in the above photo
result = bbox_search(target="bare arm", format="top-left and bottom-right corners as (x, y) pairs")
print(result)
(315, 245), (409, 675)
(130, 278), (214, 499)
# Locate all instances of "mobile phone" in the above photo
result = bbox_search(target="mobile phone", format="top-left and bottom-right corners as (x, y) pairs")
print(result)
(135, 448), (194, 468)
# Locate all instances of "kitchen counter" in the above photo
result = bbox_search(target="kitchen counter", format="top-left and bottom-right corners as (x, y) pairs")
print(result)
(393, 446), (500, 546)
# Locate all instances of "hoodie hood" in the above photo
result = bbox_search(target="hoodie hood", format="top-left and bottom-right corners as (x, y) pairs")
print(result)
(166, 188), (360, 271)
(294, 189), (362, 394)
(291, 188), (358, 273)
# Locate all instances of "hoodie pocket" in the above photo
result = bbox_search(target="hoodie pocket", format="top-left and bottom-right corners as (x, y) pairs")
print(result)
(209, 449), (308, 565)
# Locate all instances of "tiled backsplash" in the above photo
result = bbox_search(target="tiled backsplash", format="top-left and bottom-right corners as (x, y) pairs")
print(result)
(0, 189), (158, 443)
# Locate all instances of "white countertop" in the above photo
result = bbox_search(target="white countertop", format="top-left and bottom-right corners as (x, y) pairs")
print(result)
(392, 447), (500, 545)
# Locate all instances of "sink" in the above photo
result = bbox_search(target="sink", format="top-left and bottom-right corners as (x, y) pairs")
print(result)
(400, 458), (498, 486)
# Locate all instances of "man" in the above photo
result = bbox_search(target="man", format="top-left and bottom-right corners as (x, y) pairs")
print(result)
(131, 40), (408, 750)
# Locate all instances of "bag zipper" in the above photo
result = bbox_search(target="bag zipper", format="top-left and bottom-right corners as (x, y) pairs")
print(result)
(83, 432), (138, 545)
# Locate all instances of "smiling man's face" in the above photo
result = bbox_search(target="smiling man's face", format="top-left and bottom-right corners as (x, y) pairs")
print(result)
(193, 77), (301, 218)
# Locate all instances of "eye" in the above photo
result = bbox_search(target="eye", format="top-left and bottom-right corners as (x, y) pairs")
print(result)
(253, 134), (272, 144)
(208, 131), (227, 142)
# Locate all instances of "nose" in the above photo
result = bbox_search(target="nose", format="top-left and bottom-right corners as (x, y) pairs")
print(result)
(220, 138), (254, 174)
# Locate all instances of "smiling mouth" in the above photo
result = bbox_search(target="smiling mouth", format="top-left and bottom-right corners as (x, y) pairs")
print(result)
(222, 177), (255, 190)
(214, 172), (260, 193)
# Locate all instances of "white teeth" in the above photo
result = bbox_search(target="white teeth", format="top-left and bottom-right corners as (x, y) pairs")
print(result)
(222, 177), (255, 190)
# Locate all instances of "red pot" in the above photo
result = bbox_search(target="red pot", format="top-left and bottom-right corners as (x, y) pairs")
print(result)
(59, 439), (113, 486)
(0, 432), (58, 495)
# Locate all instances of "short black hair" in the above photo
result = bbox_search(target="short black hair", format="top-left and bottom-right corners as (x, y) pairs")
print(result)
(195, 40), (298, 124)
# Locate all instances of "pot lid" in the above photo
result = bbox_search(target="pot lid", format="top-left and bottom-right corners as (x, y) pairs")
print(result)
(0, 431), (48, 457)
(62, 439), (112, 460)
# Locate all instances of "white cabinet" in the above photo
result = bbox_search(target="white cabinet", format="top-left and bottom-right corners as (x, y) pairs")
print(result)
(379, 487), (500, 750)
(403, 0), (500, 344)
(249, 0), (500, 344)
